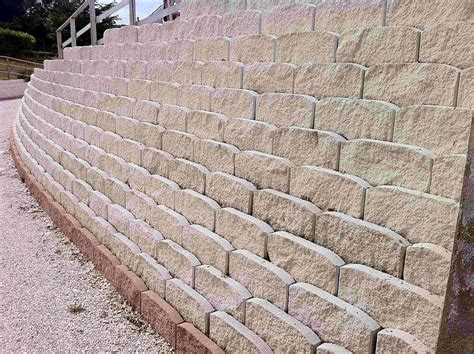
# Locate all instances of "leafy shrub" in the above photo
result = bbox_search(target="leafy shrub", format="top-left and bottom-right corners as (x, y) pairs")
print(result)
(0, 27), (36, 58)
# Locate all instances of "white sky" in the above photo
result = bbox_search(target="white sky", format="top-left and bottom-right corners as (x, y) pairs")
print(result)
(98, 0), (164, 24)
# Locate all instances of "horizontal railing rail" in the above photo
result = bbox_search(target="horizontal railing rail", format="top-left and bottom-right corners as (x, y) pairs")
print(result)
(0, 56), (43, 80)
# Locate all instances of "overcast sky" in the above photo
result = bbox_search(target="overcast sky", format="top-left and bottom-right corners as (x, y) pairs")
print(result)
(99, 0), (164, 24)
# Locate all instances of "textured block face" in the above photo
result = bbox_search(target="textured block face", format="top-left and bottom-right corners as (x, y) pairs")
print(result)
(136, 254), (170, 298)
(171, 61), (203, 85)
(185, 15), (221, 40)
(195, 37), (230, 62)
(141, 147), (173, 177)
(229, 250), (294, 310)
(165, 278), (214, 334)
(256, 93), (316, 128)
(149, 205), (189, 245)
(365, 186), (459, 250)
(364, 63), (460, 107)
(253, 189), (319, 240)
(182, 225), (234, 274)
(243, 63), (295, 94)
(177, 84), (213, 111)
(337, 26), (420, 66)
(338, 265), (443, 350)
(290, 166), (368, 218)
(375, 328), (430, 354)
(209, 311), (272, 354)
(458, 67), (474, 109)
(156, 240), (200, 287)
(268, 231), (343, 294)
(195, 265), (251, 322)
(146, 175), (178, 209)
(206, 172), (256, 214)
(294, 63), (365, 99)
(210, 88), (257, 120)
(186, 110), (227, 141)
(168, 158), (208, 194)
(314, 98), (396, 141)
(128, 219), (163, 256)
(339, 139), (433, 192)
(288, 283), (380, 353)
(314, 212), (408, 277)
(167, 39), (195, 61)
(431, 154), (466, 201)
(246, 298), (321, 352)
(394, 106), (472, 156)
(175, 190), (220, 231)
(403, 243), (451, 296)
(316, 343), (352, 353)
(262, 4), (316, 36)
(215, 208), (270, 258)
(157, 104), (188, 131)
(202, 61), (244, 89)
(150, 81), (179, 105)
(230, 34), (276, 63)
(234, 151), (294, 193)
(224, 118), (275, 154)
(273, 127), (342, 169)
(193, 139), (238, 175)
(219, 10), (262, 37)
(162, 130), (196, 160)
(276, 31), (337, 65)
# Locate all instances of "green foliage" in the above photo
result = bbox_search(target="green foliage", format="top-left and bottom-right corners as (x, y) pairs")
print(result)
(0, 27), (36, 57)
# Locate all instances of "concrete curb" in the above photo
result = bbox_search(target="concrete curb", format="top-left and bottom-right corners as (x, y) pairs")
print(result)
(10, 129), (224, 354)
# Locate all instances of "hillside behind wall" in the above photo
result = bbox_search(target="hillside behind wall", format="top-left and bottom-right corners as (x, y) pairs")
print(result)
(12, 0), (474, 352)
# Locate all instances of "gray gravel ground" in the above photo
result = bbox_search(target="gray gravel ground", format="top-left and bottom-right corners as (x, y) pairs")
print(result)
(0, 98), (173, 352)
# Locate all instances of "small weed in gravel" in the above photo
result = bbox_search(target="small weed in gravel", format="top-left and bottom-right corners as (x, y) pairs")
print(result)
(68, 303), (86, 314)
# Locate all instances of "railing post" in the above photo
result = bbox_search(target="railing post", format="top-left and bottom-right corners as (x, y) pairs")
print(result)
(6, 57), (10, 79)
(70, 18), (77, 47)
(56, 31), (63, 59)
(129, 0), (137, 25)
(88, 0), (97, 45)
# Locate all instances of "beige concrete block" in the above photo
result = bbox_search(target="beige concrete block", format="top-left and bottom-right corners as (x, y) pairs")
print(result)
(289, 282), (380, 353)
(149, 205), (189, 245)
(314, 98), (397, 141)
(150, 81), (179, 105)
(115, 116), (138, 140)
(431, 154), (466, 201)
(182, 225), (234, 274)
(268, 231), (344, 294)
(145, 175), (179, 209)
(229, 250), (294, 310)
(139, 41), (168, 61)
(89, 191), (111, 219)
(313, 0), (385, 33)
(131, 100), (160, 125)
(316, 343), (352, 353)
(244, 62), (295, 94)
(256, 93), (316, 128)
(165, 278), (214, 334)
(184, 14), (221, 40)
(393, 106), (472, 156)
(290, 166), (369, 218)
(202, 61), (244, 89)
(340, 139), (433, 192)
(375, 328), (430, 354)
(224, 118), (275, 154)
(171, 60), (203, 85)
(181, 0), (245, 19)
(458, 67), (474, 109)
(71, 178), (92, 204)
(124, 60), (147, 80)
(193, 139), (238, 175)
(338, 264), (443, 351)
(99, 131), (120, 154)
(230, 34), (276, 63)
(187, 110), (228, 141)
(209, 311), (272, 353)
(162, 130), (197, 160)
(175, 190), (220, 230)
(294, 63), (365, 99)
(235, 150), (294, 193)
(104, 177), (130, 207)
(107, 204), (134, 236)
(136, 253), (170, 298)
(141, 147), (173, 177)
(128, 219), (163, 256)
(125, 189), (155, 222)
(74, 203), (97, 233)
(87, 167), (108, 193)
(210, 88), (257, 120)
(273, 127), (343, 169)
(117, 139), (143, 165)
(276, 31), (337, 66)
(167, 39), (195, 61)
(109, 233), (141, 270)
(155, 240), (200, 286)
(135, 122), (164, 149)
(246, 0), (293, 10)
(155, 18), (188, 41)
(111, 77), (129, 96)
(364, 63), (460, 107)
(168, 158), (209, 194)
(246, 298), (321, 352)
(206, 172), (256, 214)
(195, 37), (230, 62)
(145, 60), (174, 82)
(96, 111), (117, 133)
(314, 212), (408, 277)
(337, 26), (420, 66)
(128, 79), (151, 100)
(177, 84), (213, 111)
(253, 189), (319, 240)
(262, 4), (316, 35)
(157, 104), (189, 131)
(365, 186), (459, 250)
(195, 265), (251, 323)
(404, 243), (451, 296)
(219, 10), (262, 37)
(385, 0), (473, 29)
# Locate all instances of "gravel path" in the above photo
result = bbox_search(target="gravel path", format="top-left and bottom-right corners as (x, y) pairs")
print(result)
(0, 99), (173, 352)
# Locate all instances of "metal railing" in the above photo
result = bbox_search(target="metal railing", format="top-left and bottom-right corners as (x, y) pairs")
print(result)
(0, 56), (43, 80)
(56, 0), (181, 59)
